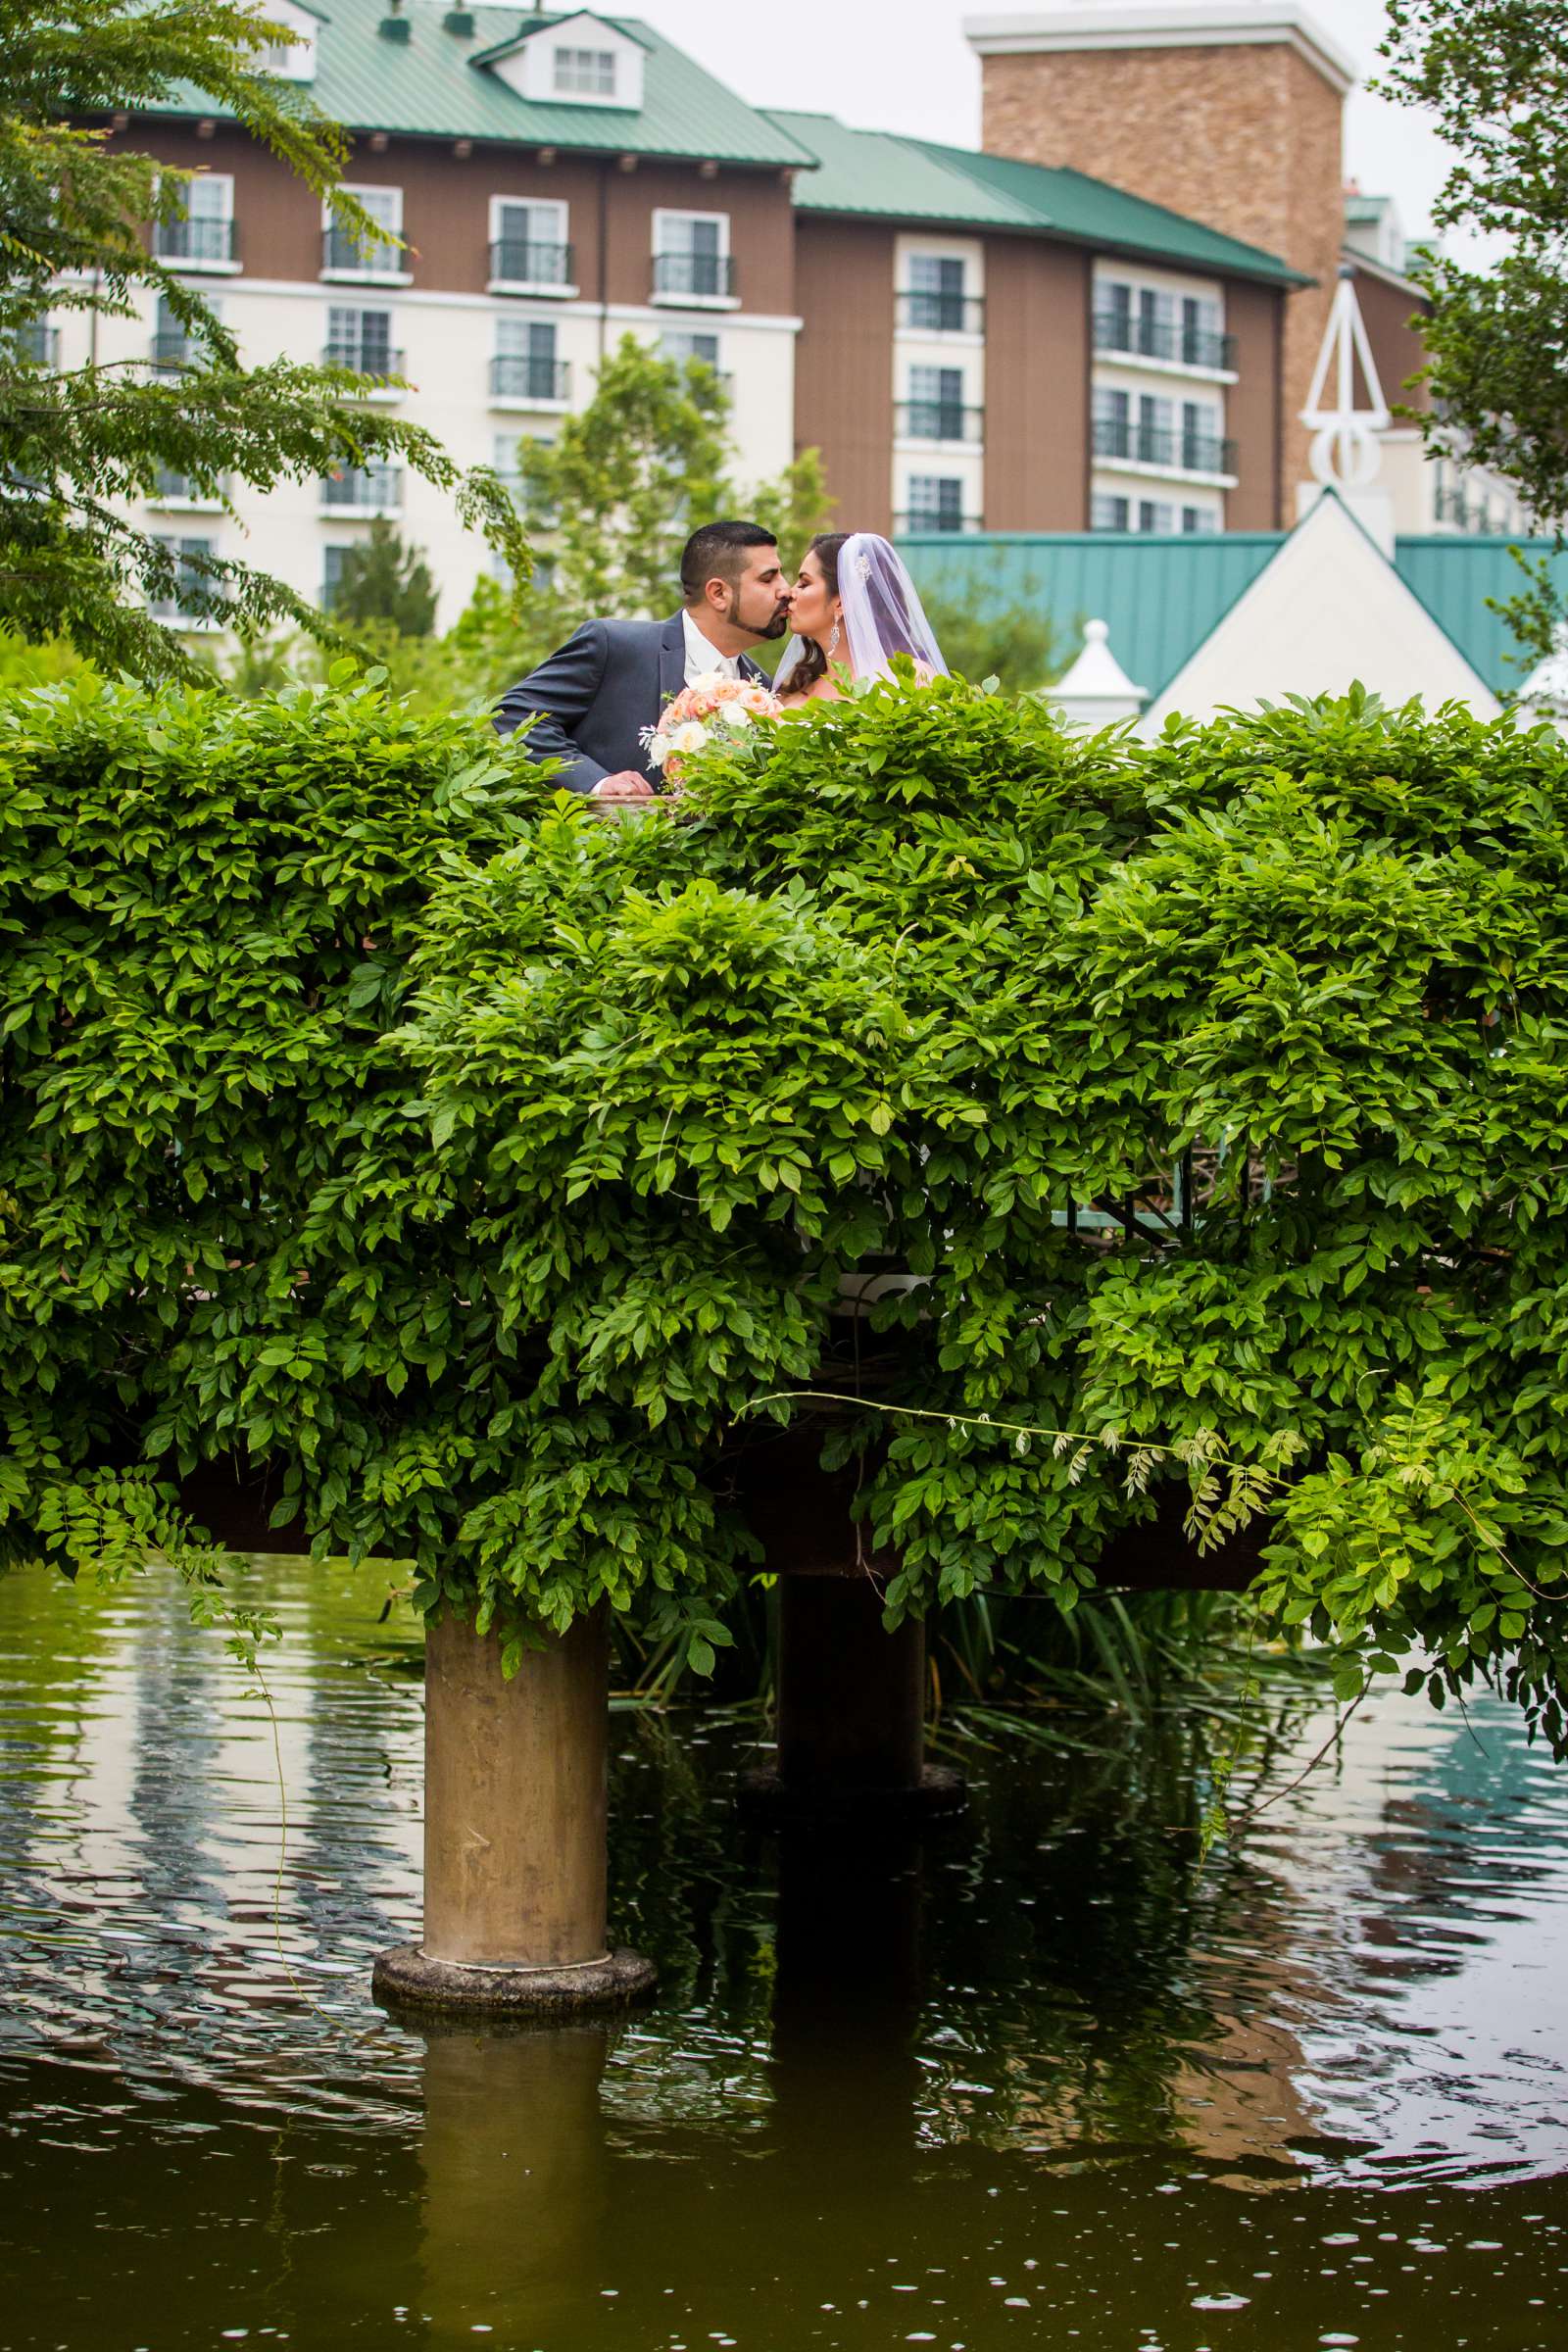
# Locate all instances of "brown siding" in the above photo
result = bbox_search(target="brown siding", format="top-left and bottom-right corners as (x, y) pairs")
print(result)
(980, 41), (1343, 486)
(605, 161), (794, 316)
(1225, 278), (1284, 529)
(983, 235), (1090, 531)
(115, 120), (793, 311)
(792, 218), (895, 536)
(1352, 263), (1431, 414)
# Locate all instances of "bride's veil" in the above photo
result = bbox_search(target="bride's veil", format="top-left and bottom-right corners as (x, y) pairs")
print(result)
(774, 531), (949, 687)
(838, 532), (949, 681)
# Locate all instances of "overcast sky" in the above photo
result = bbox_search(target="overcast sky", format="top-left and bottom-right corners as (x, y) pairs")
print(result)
(626, 0), (1463, 252)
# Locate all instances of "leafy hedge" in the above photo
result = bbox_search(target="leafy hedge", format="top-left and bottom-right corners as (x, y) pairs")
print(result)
(3, 668), (1567, 1748)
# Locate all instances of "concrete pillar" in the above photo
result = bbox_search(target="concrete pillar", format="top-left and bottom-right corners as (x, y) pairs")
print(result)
(742, 1576), (965, 1821)
(373, 1606), (656, 2014)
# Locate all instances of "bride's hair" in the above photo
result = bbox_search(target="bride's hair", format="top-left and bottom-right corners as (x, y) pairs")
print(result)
(789, 532), (849, 692)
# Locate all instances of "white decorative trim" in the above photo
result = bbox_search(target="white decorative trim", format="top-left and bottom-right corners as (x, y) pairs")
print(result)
(894, 432), (985, 456)
(895, 327), (986, 354)
(1094, 353), (1237, 387)
(963, 5), (1355, 94)
(318, 269), (414, 287)
(180, 276), (805, 333)
(1095, 454), (1238, 490)
(487, 277), (580, 300)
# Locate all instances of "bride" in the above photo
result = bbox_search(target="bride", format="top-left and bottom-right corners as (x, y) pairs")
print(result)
(775, 531), (949, 705)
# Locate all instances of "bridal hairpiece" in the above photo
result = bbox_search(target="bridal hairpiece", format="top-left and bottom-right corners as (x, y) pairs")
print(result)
(856, 552), (872, 581)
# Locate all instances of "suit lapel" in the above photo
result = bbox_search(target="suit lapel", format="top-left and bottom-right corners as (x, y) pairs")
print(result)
(658, 612), (686, 714)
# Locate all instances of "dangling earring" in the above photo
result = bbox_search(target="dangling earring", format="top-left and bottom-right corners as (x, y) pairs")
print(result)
(826, 617), (841, 658)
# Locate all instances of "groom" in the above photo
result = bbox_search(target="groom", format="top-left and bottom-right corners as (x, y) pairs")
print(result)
(494, 520), (791, 799)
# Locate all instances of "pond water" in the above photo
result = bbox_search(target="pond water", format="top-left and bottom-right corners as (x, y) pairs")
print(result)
(1, 1560), (1565, 2351)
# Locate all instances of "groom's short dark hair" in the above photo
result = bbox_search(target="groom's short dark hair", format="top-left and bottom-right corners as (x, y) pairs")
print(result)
(680, 519), (777, 603)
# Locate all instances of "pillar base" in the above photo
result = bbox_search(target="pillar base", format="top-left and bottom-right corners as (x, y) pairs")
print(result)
(372, 1944), (657, 2019)
(736, 1760), (966, 1828)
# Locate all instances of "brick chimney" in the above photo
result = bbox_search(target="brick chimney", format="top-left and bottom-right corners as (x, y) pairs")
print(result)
(966, 4), (1352, 496)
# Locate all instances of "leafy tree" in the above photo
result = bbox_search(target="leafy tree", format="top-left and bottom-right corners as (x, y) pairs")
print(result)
(1376, 0), (1568, 654)
(331, 520), (438, 639)
(0, 0), (524, 677)
(5, 666), (1567, 1750)
(512, 334), (832, 639)
(915, 581), (1069, 692)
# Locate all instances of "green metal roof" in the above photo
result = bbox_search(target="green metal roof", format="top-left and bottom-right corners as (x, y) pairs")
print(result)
(770, 112), (1305, 288)
(1390, 538), (1568, 695)
(155, 4), (815, 165)
(896, 530), (1568, 700)
(766, 111), (1031, 229)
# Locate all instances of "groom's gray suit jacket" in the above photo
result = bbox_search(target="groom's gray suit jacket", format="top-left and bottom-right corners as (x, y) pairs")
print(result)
(494, 611), (766, 794)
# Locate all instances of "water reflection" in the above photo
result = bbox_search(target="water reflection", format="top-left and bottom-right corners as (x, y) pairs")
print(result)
(0, 1558), (1565, 2351)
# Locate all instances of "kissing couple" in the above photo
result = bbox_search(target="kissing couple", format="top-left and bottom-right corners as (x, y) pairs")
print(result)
(494, 520), (948, 800)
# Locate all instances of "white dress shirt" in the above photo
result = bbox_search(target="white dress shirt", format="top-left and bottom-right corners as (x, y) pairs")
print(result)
(681, 609), (739, 685)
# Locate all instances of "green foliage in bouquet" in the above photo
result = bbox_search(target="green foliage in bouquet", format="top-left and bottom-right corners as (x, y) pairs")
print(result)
(3, 665), (1567, 1747)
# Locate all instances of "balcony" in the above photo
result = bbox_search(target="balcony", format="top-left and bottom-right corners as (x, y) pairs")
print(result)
(894, 510), (985, 534)
(1093, 312), (1238, 374)
(150, 468), (227, 511)
(488, 238), (575, 293)
(1434, 483), (1500, 534)
(152, 215), (238, 271)
(11, 321), (59, 368)
(489, 354), (571, 407)
(1092, 416), (1237, 479)
(149, 329), (197, 371)
(323, 344), (407, 395)
(896, 400), (984, 446)
(319, 465), (403, 514)
(321, 225), (410, 283)
(896, 290), (985, 335)
(651, 251), (737, 306)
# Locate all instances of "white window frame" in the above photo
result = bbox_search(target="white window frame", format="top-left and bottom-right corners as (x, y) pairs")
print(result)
(1091, 262), (1235, 383)
(487, 195), (575, 297)
(153, 171), (240, 276)
(552, 42), (615, 95)
(650, 209), (738, 312)
(320, 185), (412, 286)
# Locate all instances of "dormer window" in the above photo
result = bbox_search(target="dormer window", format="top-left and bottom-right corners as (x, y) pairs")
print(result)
(480, 10), (645, 111)
(256, 0), (319, 81)
(554, 45), (615, 96)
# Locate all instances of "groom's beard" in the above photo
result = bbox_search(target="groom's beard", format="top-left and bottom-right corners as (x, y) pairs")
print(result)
(726, 589), (791, 642)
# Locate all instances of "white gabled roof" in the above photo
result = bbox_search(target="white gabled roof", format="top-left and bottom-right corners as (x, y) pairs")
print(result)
(1141, 492), (1501, 730)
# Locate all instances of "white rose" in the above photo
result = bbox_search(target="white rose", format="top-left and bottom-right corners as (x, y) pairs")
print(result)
(672, 720), (708, 755)
(648, 732), (672, 766)
(719, 702), (754, 729)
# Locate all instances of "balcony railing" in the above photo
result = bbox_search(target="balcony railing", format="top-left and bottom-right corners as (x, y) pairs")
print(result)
(896, 400), (983, 444)
(321, 224), (403, 276)
(1093, 312), (1238, 372)
(149, 329), (196, 370)
(894, 510), (985, 534)
(896, 290), (985, 334)
(1092, 417), (1237, 475)
(323, 344), (407, 383)
(489, 237), (574, 288)
(652, 251), (736, 301)
(153, 215), (236, 267)
(10, 322), (59, 368)
(489, 354), (570, 403)
(320, 466), (403, 512)
(151, 469), (227, 508)
(1434, 483), (1500, 534)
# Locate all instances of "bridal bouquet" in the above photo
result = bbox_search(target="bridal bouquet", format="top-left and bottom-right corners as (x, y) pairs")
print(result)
(643, 672), (781, 786)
